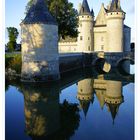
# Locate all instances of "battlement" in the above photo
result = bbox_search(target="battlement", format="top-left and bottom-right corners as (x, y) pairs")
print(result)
(107, 12), (125, 19)
(78, 15), (94, 21)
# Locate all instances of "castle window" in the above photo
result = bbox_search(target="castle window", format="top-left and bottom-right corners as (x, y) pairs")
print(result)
(88, 37), (90, 40)
(87, 16), (89, 18)
(117, 12), (118, 14)
(111, 13), (112, 15)
(80, 36), (83, 40)
(88, 46), (90, 51)
(83, 7), (84, 12)
(82, 16), (84, 18)
(101, 45), (104, 50)
(101, 37), (104, 41)
(81, 89), (83, 92)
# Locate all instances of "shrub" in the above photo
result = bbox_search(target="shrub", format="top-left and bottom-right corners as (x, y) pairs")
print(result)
(5, 54), (22, 74)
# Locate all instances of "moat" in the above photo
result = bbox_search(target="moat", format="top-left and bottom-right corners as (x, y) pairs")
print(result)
(5, 67), (134, 140)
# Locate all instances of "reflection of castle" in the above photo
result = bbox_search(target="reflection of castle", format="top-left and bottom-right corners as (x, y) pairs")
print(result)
(77, 75), (124, 122)
(23, 85), (60, 136)
(77, 78), (94, 117)
(21, 84), (80, 139)
(59, 0), (131, 53)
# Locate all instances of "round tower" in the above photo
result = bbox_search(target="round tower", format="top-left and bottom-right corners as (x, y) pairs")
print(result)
(20, 0), (60, 82)
(78, 0), (94, 53)
(106, 0), (125, 52)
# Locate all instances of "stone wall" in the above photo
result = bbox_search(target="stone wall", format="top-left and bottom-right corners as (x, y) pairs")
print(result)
(124, 26), (131, 52)
(21, 24), (60, 82)
(94, 26), (107, 52)
(59, 53), (83, 73)
(58, 42), (78, 53)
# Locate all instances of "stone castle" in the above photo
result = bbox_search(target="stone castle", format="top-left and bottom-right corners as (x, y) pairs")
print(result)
(20, 0), (131, 82)
(59, 0), (131, 53)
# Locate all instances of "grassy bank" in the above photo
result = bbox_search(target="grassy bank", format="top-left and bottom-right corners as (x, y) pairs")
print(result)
(5, 53), (22, 74)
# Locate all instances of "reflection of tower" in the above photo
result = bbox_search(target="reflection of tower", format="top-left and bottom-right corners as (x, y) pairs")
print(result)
(93, 75), (124, 123)
(105, 80), (124, 123)
(77, 78), (94, 117)
(94, 75), (106, 109)
(22, 84), (60, 136)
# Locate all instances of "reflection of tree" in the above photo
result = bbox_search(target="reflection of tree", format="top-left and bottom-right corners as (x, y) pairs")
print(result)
(31, 100), (80, 140)
(5, 79), (10, 92)
(57, 100), (80, 140)
(5, 78), (22, 92)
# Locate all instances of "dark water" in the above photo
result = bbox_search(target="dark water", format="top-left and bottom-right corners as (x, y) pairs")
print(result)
(5, 68), (134, 140)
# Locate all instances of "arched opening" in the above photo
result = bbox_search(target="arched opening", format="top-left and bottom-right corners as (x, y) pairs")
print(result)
(94, 58), (111, 74)
(117, 58), (135, 75)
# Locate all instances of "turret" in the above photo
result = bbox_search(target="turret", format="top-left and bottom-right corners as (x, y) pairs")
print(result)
(20, 0), (60, 82)
(77, 78), (94, 117)
(106, 0), (125, 52)
(77, 0), (94, 53)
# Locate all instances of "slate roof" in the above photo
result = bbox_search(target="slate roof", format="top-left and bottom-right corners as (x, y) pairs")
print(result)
(22, 0), (57, 25)
(79, 0), (92, 16)
(124, 25), (131, 29)
(108, 0), (124, 13)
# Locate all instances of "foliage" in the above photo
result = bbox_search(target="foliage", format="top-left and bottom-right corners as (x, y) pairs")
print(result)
(7, 27), (19, 52)
(5, 53), (22, 74)
(6, 41), (16, 52)
(25, 0), (78, 39)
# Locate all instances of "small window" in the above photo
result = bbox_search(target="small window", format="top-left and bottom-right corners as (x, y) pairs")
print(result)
(88, 37), (90, 40)
(88, 46), (90, 51)
(101, 45), (104, 50)
(111, 13), (112, 15)
(81, 89), (83, 92)
(80, 36), (83, 40)
(117, 12), (118, 14)
(101, 37), (104, 41)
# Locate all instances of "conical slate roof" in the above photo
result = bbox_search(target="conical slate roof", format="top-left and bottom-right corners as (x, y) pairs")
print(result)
(22, 0), (57, 25)
(79, 0), (92, 15)
(108, 0), (124, 12)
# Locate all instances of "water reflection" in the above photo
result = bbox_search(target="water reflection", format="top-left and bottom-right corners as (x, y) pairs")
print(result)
(94, 75), (124, 124)
(5, 68), (134, 140)
(77, 78), (94, 117)
(20, 84), (80, 140)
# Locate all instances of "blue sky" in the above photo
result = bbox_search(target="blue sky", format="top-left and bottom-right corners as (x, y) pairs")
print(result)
(5, 0), (135, 43)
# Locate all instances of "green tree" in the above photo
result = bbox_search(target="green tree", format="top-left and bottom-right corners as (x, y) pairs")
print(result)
(7, 27), (19, 52)
(25, 0), (78, 39)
